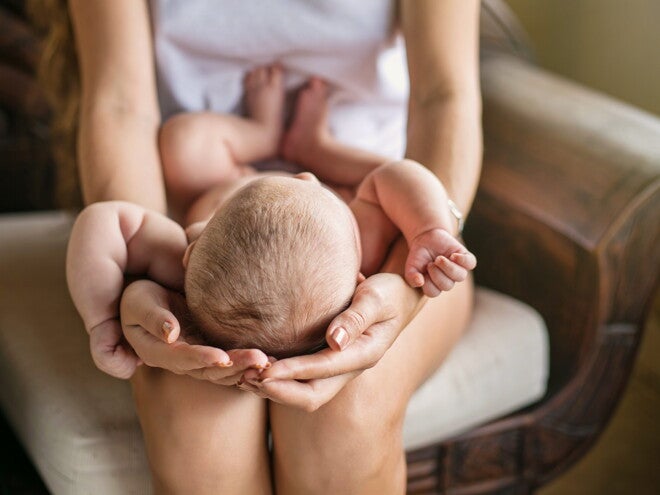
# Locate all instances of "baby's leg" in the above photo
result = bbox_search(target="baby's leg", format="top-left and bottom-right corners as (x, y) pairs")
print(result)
(282, 78), (387, 187)
(161, 66), (284, 212)
(132, 367), (272, 494)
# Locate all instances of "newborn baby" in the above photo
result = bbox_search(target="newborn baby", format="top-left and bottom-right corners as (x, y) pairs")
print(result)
(67, 65), (475, 361)
(184, 174), (361, 359)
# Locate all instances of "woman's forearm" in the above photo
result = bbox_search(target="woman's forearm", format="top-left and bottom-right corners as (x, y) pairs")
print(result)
(400, 0), (482, 215)
(405, 92), (482, 215)
(70, 0), (165, 211)
(78, 104), (166, 212)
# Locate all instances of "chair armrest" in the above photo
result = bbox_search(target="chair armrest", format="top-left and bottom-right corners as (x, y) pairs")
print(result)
(465, 53), (660, 390)
(440, 53), (660, 489)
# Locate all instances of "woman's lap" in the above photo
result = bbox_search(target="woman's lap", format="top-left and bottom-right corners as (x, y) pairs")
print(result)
(132, 280), (473, 493)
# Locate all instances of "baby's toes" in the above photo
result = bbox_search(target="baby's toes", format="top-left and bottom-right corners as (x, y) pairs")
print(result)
(268, 64), (283, 85)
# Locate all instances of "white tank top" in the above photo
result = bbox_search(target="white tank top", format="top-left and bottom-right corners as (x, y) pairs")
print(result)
(149, 0), (409, 159)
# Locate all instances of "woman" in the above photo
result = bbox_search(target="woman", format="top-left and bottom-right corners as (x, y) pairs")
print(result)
(61, 0), (482, 492)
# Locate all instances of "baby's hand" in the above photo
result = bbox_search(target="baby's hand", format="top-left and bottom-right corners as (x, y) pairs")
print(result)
(405, 228), (477, 297)
(88, 318), (141, 379)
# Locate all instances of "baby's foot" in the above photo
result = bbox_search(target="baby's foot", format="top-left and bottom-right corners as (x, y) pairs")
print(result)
(244, 65), (285, 135)
(281, 78), (330, 165)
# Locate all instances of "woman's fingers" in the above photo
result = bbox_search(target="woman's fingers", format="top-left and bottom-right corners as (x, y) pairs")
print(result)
(325, 276), (395, 351)
(187, 367), (244, 386)
(254, 372), (362, 412)
(143, 307), (180, 343)
(261, 327), (391, 382)
(184, 351), (270, 385)
(124, 323), (230, 372)
(120, 280), (181, 343)
(226, 348), (271, 370)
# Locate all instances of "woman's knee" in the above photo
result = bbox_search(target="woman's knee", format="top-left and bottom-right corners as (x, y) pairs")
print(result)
(132, 368), (271, 494)
(271, 372), (408, 491)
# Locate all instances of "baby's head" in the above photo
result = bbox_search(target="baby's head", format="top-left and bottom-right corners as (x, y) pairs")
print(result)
(184, 174), (361, 359)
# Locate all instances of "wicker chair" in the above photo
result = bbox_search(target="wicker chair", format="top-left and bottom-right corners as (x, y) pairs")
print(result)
(1, 1), (658, 494)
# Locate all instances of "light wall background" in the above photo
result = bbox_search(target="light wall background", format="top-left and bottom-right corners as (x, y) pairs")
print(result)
(504, 0), (660, 116)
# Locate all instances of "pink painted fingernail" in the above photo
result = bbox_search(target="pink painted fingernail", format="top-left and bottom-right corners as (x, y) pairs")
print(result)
(331, 327), (349, 350)
(162, 321), (173, 339)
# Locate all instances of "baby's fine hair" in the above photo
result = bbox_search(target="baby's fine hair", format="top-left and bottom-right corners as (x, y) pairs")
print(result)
(185, 179), (358, 358)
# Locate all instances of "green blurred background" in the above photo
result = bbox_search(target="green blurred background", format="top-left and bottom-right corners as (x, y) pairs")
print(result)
(505, 0), (660, 116)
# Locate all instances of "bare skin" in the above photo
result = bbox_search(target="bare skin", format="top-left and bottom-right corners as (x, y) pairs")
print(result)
(67, 0), (482, 493)
(125, 66), (475, 494)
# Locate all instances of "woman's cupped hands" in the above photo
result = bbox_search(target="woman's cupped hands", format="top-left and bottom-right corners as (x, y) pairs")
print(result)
(238, 271), (421, 411)
(116, 279), (271, 385)
(107, 244), (421, 409)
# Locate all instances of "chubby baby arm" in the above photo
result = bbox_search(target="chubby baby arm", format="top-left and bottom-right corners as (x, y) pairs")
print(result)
(356, 160), (476, 296)
(66, 201), (188, 377)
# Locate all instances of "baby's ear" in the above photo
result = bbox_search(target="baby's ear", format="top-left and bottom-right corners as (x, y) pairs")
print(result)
(182, 240), (197, 269)
(184, 221), (207, 243)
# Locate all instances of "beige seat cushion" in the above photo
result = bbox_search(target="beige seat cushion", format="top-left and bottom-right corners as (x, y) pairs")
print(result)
(0, 211), (548, 494)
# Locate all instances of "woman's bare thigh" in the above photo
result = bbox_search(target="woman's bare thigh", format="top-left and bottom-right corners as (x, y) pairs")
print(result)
(132, 367), (272, 495)
(269, 279), (474, 494)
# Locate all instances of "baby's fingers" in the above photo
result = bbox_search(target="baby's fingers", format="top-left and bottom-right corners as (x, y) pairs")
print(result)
(434, 256), (468, 282)
(423, 262), (455, 296)
(449, 252), (477, 271)
(404, 267), (425, 288)
(89, 321), (140, 379)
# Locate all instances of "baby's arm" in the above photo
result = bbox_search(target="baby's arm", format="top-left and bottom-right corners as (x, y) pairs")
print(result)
(66, 201), (188, 339)
(354, 159), (476, 296)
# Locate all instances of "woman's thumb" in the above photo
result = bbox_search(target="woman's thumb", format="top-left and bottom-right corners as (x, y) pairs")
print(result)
(326, 288), (381, 351)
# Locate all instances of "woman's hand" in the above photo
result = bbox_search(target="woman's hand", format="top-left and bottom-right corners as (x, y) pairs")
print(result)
(120, 279), (271, 384)
(240, 272), (421, 411)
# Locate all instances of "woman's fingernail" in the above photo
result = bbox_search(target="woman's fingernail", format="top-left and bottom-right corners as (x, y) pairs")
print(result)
(331, 327), (349, 350)
(214, 360), (233, 368)
(162, 321), (173, 338)
(263, 361), (272, 369)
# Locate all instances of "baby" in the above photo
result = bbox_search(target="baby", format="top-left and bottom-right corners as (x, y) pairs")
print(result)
(67, 66), (475, 360)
